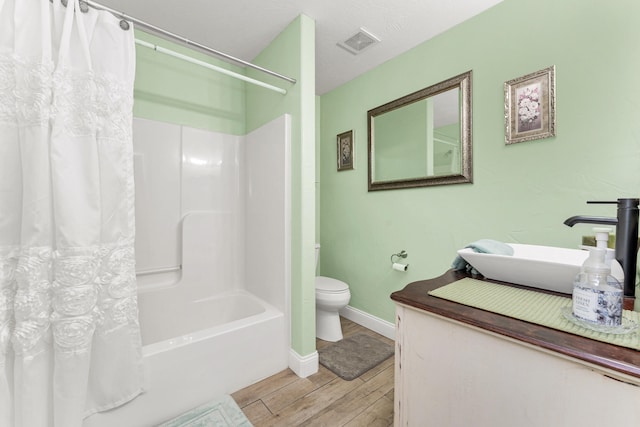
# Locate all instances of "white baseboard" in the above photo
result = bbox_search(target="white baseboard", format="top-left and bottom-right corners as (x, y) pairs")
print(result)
(288, 348), (318, 378)
(340, 305), (396, 340)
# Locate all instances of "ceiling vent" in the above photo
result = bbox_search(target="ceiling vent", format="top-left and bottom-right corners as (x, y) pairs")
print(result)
(337, 28), (380, 55)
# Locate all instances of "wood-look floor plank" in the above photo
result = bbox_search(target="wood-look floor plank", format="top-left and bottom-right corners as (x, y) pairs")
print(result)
(259, 377), (364, 427)
(343, 394), (394, 427)
(261, 376), (320, 413)
(234, 317), (395, 427)
(315, 338), (333, 351)
(240, 400), (272, 425)
(304, 365), (394, 426)
(232, 368), (300, 407)
(340, 318), (362, 339)
(306, 364), (338, 387)
(384, 388), (394, 402)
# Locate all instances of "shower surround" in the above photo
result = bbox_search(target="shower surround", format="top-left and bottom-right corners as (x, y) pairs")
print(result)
(85, 115), (291, 426)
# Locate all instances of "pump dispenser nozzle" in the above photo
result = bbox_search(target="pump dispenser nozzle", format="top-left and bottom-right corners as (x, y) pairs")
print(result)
(589, 227), (624, 283)
(593, 227), (612, 249)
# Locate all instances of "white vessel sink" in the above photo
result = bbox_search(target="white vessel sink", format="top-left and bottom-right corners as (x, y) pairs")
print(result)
(457, 244), (590, 294)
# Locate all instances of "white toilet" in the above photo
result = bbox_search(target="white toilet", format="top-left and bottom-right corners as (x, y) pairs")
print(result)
(315, 244), (351, 342)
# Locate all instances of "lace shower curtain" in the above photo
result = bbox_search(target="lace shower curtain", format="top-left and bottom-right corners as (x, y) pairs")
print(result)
(0, 0), (143, 426)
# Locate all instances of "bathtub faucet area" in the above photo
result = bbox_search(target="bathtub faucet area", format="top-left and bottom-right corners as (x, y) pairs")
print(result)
(564, 198), (639, 303)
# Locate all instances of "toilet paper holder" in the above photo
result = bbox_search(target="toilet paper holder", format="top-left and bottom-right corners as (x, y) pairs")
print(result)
(391, 250), (409, 271)
(390, 250), (408, 263)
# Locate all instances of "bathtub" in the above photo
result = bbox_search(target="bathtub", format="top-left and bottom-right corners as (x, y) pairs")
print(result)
(84, 287), (288, 427)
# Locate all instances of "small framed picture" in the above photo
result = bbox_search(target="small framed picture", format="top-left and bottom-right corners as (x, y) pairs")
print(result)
(504, 65), (556, 145)
(337, 130), (354, 171)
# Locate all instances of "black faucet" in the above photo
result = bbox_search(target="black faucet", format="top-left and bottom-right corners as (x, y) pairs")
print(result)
(564, 198), (639, 299)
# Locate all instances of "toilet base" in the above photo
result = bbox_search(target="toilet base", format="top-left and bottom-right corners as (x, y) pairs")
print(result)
(316, 309), (343, 342)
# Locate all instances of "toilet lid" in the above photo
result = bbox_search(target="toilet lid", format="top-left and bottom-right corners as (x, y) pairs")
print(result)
(315, 276), (349, 293)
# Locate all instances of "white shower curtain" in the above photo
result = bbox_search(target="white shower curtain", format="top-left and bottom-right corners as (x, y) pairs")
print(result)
(0, 0), (143, 426)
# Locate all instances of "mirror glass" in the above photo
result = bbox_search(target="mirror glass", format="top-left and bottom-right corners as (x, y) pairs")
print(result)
(368, 71), (472, 191)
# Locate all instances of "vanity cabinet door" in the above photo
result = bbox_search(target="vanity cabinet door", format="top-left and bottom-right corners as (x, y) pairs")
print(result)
(394, 304), (640, 426)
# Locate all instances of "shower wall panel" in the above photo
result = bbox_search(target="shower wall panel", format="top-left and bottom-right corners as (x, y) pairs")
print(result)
(244, 115), (291, 313)
(133, 118), (182, 274)
(181, 126), (245, 288)
(133, 118), (244, 288)
(181, 126), (243, 213)
(133, 115), (289, 307)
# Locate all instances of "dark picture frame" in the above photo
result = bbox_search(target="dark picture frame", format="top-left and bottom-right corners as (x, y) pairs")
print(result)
(337, 130), (354, 171)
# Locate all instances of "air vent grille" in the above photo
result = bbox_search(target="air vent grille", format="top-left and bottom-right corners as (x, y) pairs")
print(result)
(337, 28), (380, 55)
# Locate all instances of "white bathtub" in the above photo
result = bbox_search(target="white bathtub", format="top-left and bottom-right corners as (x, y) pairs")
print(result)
(84, 287), (287, 427)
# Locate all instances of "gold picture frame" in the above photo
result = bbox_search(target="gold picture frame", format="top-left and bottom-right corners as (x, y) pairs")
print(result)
(337, 130), (354, 171)
(504, 65), (556, 145)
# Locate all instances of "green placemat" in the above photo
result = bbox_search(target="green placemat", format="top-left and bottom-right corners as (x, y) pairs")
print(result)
(428, 278), (640, 350)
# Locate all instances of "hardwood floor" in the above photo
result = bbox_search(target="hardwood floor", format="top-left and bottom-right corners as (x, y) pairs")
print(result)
(231, 317), (395, 426)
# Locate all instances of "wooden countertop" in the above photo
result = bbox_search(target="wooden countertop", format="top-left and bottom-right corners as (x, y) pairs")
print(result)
(390, 269), (640, 380)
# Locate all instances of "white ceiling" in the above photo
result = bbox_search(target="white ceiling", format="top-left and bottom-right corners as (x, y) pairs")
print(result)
(94, 0), (504, 95)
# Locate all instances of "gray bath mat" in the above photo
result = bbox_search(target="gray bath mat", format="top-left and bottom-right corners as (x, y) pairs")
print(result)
(158, 394), (252, 427)
(319, 333), (394, 381)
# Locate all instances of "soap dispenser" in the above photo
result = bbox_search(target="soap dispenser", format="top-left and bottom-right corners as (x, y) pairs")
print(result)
(592, 227), (624, 283)
(572, 247), (623, 326)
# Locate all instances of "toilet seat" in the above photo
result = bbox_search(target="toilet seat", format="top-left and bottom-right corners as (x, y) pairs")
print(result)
(315, 276), (349, 293)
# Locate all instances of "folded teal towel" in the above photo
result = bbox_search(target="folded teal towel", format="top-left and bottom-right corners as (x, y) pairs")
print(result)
(452, 239), (514, 272)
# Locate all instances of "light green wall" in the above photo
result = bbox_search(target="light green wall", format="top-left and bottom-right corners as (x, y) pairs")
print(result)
(319, 0), (640, 322)
(246, 15), (317, 357)
(133, 31), (246, 134)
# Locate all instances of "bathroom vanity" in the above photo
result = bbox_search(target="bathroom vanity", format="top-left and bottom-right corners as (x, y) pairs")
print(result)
(391, 270), (640, 426)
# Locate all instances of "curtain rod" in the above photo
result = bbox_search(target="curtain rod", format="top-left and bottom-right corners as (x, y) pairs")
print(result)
(134, 39), (287, 94)
(84, 0), (297, 86)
